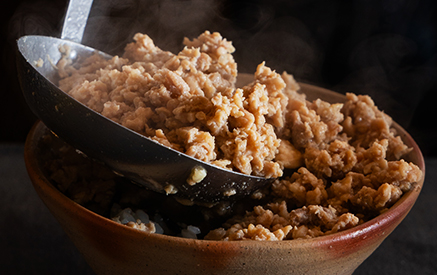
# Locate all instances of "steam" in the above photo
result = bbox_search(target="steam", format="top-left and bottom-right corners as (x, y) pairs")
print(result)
(9, 0), (435, 144)
(82, 0), (223, 55)
(7, 0), (66, 42)
(232, 16), (321, 78)
(333, 30), (436, 130)
(9, 0), (319, 77)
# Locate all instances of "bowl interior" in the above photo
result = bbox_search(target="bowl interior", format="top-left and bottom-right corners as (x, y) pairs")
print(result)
(24, 81), (425, 275)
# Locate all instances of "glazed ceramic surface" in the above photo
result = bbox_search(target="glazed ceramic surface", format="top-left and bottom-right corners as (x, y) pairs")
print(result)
(24, 83), (425, 275)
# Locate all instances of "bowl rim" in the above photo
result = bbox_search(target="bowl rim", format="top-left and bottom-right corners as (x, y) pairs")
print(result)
(24, 82), (425, 249)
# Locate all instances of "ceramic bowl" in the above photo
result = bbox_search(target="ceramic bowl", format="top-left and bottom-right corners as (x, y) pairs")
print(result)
(24, 83), (425, 275)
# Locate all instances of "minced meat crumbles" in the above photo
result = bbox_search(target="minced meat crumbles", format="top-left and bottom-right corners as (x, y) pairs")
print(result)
(57, 31), (291, 178)
(42, 31), (423, 241)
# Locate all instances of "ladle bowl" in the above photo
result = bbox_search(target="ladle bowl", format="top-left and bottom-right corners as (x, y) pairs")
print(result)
(16, 0), (275, 203)
(16, 35), (275, 203)
(17, 33), (278, 206)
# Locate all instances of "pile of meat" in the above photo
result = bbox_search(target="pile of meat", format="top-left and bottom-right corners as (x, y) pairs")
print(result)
(46, 31), (422, 241)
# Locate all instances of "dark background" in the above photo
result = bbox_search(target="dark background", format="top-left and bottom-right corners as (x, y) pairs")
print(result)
(1, 1), (436, 274)
(2, 0), (436, 154)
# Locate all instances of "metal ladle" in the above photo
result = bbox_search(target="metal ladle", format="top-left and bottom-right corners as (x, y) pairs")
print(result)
(16, 0), (274, 203)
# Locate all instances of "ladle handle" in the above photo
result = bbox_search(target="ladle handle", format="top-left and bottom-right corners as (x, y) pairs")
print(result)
(60, 0), (93, 43)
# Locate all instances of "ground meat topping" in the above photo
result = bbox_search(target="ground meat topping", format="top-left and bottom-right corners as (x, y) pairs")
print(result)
(51, 31), (423, 241)
(204, 202), (360, 241)
(341, 93), (411, 160)
(59, 31), (288, 178)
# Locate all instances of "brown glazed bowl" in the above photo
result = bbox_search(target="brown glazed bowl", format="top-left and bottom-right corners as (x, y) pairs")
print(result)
(24, 83), (425, 275)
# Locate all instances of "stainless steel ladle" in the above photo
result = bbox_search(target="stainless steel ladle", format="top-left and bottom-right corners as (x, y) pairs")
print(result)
(16, 0), (274, 203)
